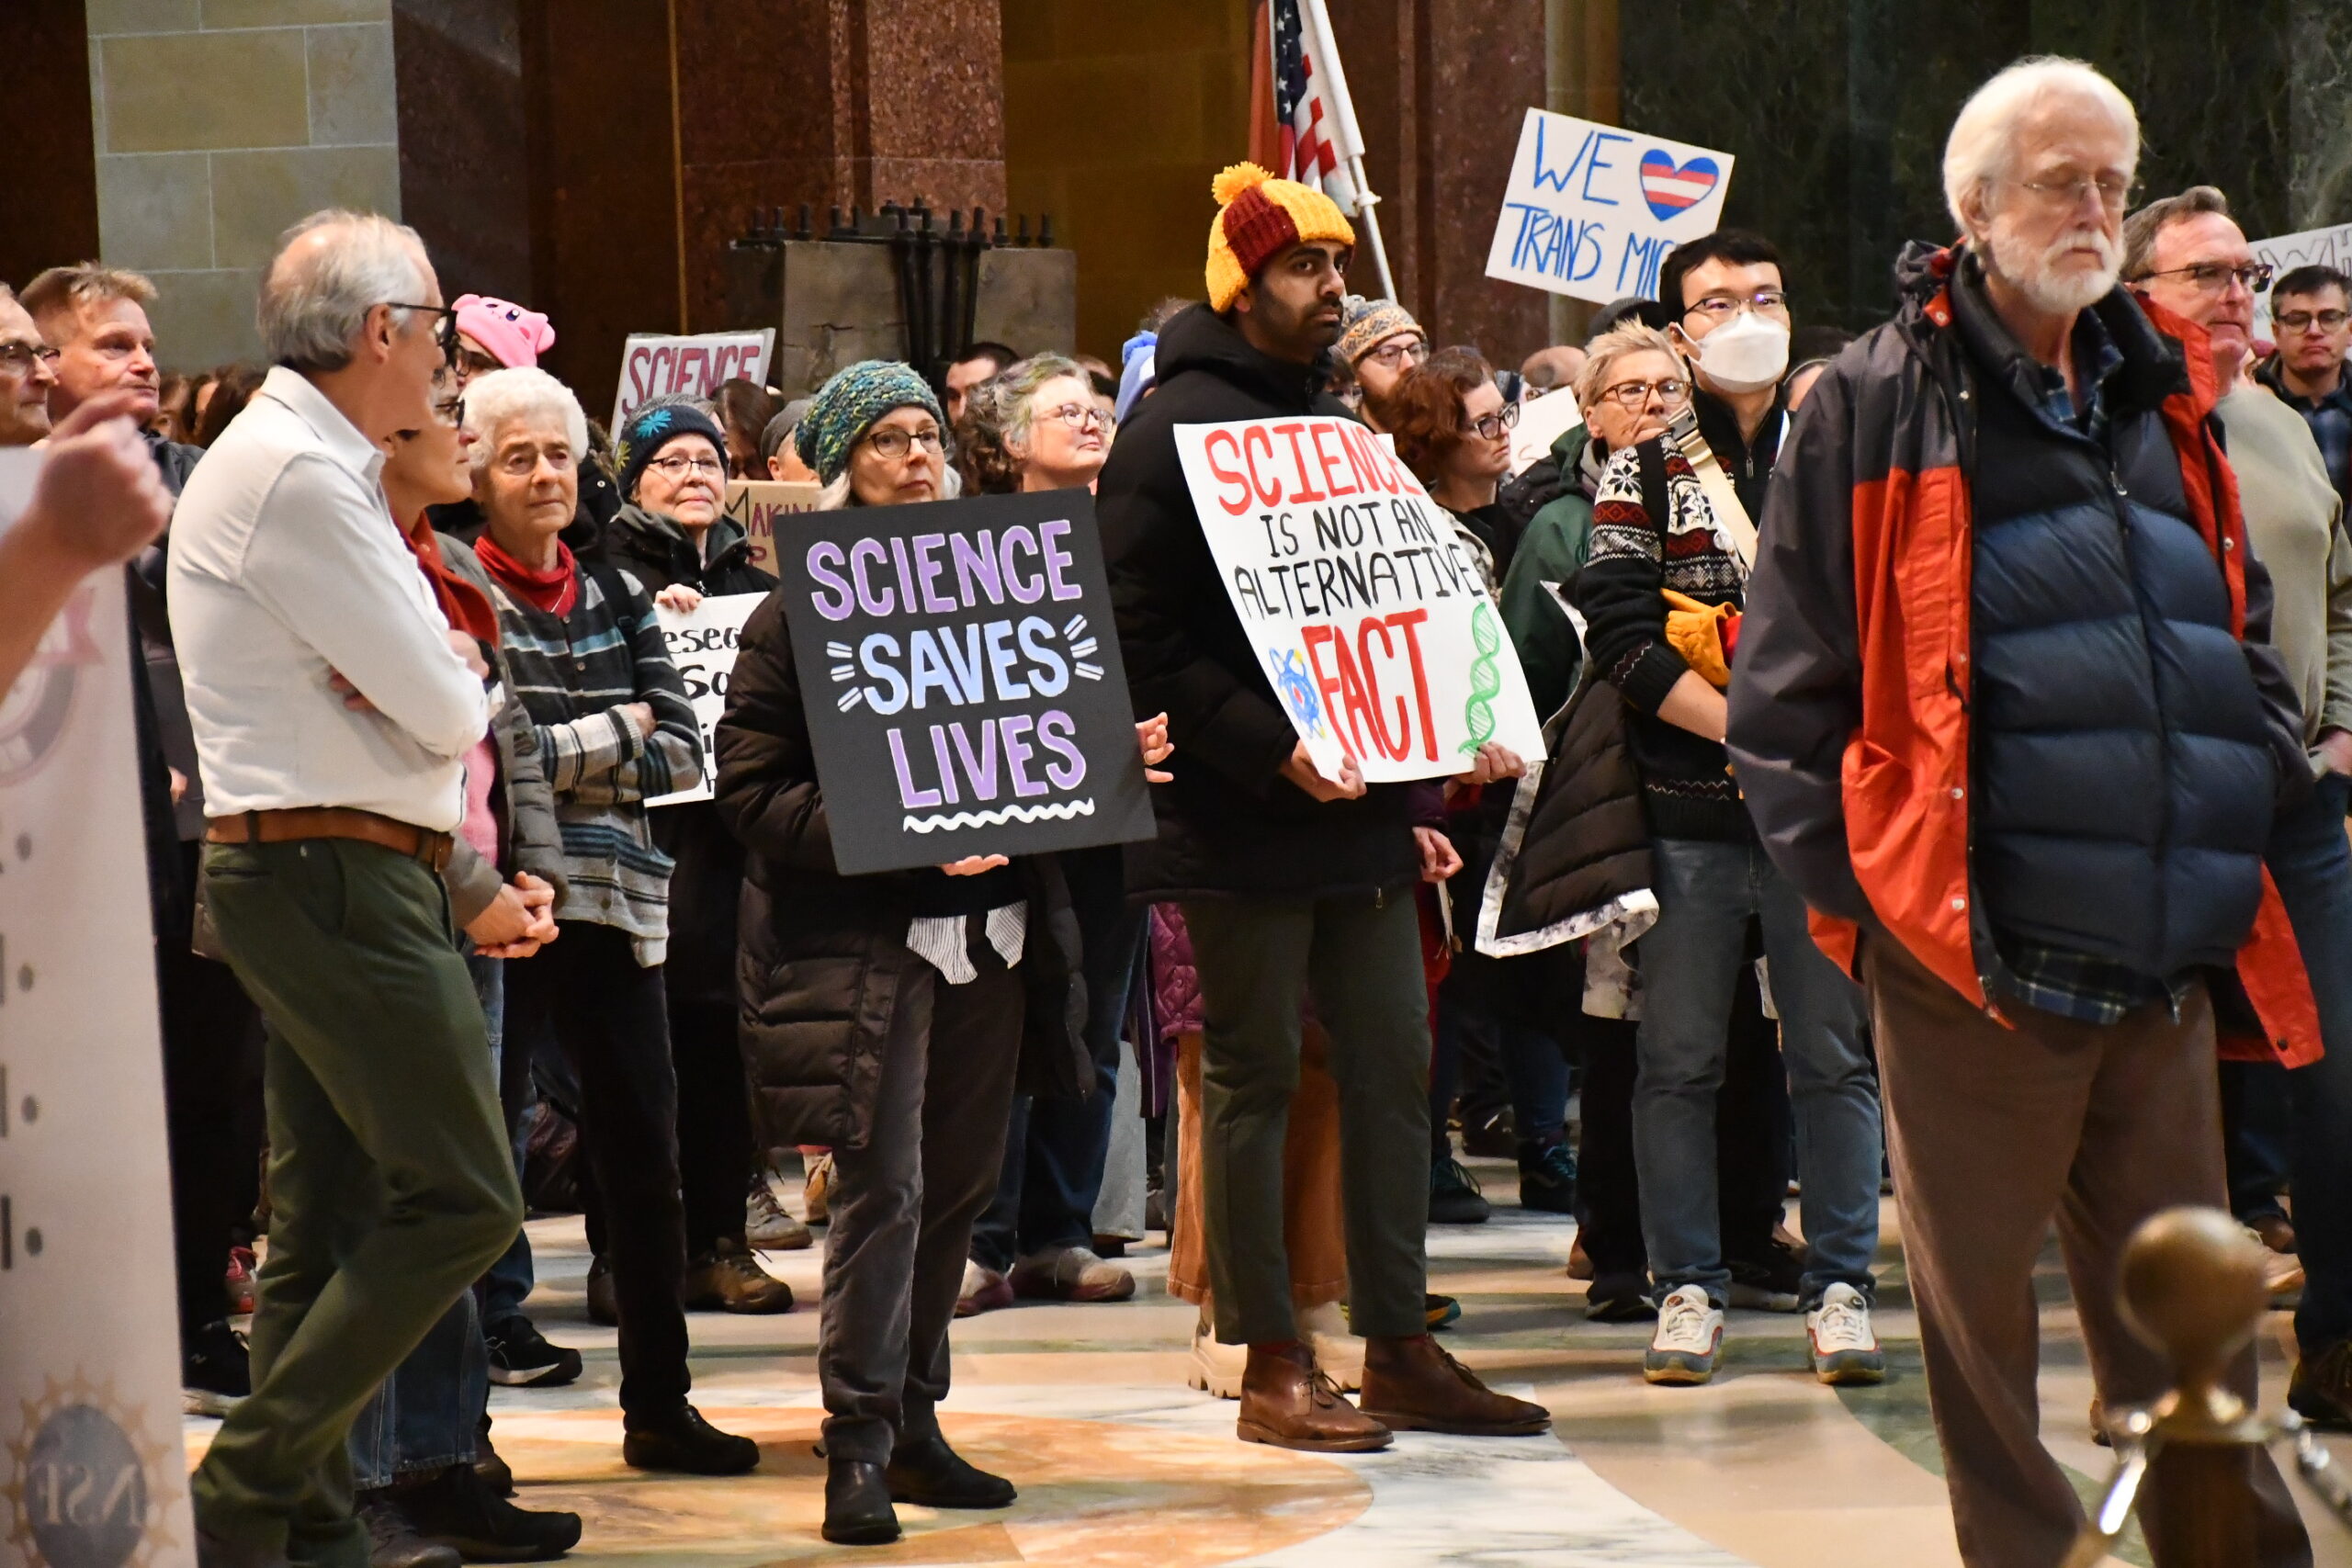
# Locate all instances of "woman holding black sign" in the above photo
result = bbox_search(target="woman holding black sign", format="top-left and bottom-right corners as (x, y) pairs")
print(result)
(716, 359), (1171, 1547)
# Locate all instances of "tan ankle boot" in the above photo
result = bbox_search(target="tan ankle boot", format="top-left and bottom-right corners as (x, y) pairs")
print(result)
(1236, 1343), (1392, 1452)
(1360, 1335), (1551, 1436)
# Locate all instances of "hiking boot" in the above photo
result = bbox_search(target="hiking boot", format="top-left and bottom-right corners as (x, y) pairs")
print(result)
(683, 1238), (795, 1314)
(184, 1319), (251, 1417)
(1725, 1236), (1804, 1313)
(1237, 1343), (1392, 1452)
(747, 1173), (813, 1251)
(1517, 1143), (1577, 1214)
(885, 1434), (1016, 1509)
(623, 1404), (759, 1475)
(402, 1464), (582, 1562)
(484, 1317), (582, 1389)
(1009, 1245), (1135, 1303)
(357, 1495), (459, 1568)
(1360, 1334), (1551, 1436)
(956, 1259), (1014, 1317)
(1645, 1286), (1724, 1385)
(1429, 1157), (1490, 1224)
(1806, 1283), (1885, 1386)
(2290, 1337), (2352, 1431)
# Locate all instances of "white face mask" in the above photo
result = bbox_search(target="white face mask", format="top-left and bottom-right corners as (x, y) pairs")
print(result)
(1687, 311), (1791, 395)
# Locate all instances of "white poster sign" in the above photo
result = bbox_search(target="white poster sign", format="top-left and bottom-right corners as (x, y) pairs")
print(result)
(0, 449), (195, 1566)
(647, 591), (767, 807)
(1486, 108), (1736, 304)
(725, 479), (823, 578)
(2251, 222), (2352, 340)
(610, 329), (777, 432)
(1510, 385), (1587, 478)
(1173, 418), (1544, 783)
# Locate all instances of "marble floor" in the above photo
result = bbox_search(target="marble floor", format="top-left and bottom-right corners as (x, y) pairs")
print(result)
(184, 1158), (2352, 1565)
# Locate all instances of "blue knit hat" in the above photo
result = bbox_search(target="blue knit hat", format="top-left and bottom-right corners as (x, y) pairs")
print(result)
(614, 400), (729, 502)
(796, 360), (945, 486)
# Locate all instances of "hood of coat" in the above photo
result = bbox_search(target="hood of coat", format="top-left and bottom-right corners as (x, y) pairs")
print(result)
(1148, 301), (1338, 413)
(608, 501), (752, 577)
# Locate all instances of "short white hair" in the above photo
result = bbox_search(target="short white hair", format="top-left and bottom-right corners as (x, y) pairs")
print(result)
(258, 209), (431, 371)
(1942, 57), (2138, 231)
(463, 367), (588, 468)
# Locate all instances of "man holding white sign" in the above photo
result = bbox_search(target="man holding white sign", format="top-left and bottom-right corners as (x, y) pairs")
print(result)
(1102, 161), (1548, 1453)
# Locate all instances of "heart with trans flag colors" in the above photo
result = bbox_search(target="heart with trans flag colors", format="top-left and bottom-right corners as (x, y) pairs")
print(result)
(1637, 150), (1722, 221)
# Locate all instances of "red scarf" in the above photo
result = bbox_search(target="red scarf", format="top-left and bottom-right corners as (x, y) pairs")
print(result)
(474, 534), (579, 617)
(401, 514), (502, 646)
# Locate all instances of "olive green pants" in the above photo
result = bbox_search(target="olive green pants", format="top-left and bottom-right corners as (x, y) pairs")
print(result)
(191, 839), (521, 1568)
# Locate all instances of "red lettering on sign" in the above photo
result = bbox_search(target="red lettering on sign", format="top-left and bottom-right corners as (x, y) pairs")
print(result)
(1241, 425), (1282, 507)
(1356, 616), (1408, 761)
(1385, 607), (1438, 760)
(1203, 429), (1251, 515)
(1272, 422), (1325, 503)
(1310, 421), (1357, 499)
(1300, 626), (1354, 757)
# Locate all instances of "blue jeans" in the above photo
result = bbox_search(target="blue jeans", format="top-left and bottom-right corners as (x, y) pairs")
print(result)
(1430, 994), (1569, 1157)
(1634, 838), (1881, 1308)
(969, 846), (1145, 1272)
(347, 954), (503, 1490)
(2270, 771), (2352, 1352)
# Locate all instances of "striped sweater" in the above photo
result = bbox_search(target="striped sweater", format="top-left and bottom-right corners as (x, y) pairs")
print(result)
(473, 556), (700, 964)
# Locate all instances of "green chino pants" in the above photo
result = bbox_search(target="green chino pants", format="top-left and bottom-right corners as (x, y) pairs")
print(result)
(1182, 889), (1432, 1346)
(191, 837), (523, 1568)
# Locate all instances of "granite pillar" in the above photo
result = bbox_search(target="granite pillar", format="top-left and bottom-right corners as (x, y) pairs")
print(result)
(2288, 0), (2352, 231)
(0, 5), (100, 288)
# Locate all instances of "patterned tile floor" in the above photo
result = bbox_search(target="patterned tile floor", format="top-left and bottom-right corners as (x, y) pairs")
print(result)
(186, 1157), (2352, 1565)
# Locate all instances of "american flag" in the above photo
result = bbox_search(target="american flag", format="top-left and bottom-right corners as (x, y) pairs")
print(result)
(1264, 0), (1363, 213)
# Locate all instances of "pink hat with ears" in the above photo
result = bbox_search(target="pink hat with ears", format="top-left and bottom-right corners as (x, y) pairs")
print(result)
(452, 294), (556, 369)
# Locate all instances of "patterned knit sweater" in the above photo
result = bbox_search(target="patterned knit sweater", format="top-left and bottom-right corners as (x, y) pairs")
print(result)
(476, 558), (701, 964)
(1573, 439), (1752, 842)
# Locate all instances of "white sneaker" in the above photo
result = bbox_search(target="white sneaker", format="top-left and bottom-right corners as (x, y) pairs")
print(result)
(1645, 1286), (1724, 1385)
(1807, 1282), (1885, 1385)
(1299, 1301), (1365, 1393)
(1187, 1314), (1248, 1399)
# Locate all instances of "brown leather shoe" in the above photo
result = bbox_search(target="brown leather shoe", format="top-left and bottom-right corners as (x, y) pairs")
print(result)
(1237, 1344), (1393, 1452)
(683, 1238), (795, 1314)
(1360, 1335), (1551, 1436)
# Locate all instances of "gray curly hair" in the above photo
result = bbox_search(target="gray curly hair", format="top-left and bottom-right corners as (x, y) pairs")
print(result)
(956, 354), (1092, 494)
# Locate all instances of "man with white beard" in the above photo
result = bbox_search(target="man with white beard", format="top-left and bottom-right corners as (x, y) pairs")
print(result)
(1724, 56), (2319, 1568)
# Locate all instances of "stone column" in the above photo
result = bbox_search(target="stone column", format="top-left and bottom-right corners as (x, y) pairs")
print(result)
(0, 8), (99, 288)
(2289, 0), (2352, 230)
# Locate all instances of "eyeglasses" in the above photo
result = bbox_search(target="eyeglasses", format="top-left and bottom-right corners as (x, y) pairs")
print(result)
(2136, 260), (2276, 295)
(1464, 402), (1521, 441)
(0, 342), (59, 375)
(456, 346), (503, 382)
(1038, 401), (1110, 433)
(2276, 308), (2352, 333)
(865, 426), (944, 461)
(387, 303), (461, 368)
(1363, 337), (1430, 370)
(1685, 289), (1789, 322)
(2012, 174), (2138, 215)
(1597, 376), (1692, 412)
(646, 453), (726, 480)
(432, 394), (465, 427)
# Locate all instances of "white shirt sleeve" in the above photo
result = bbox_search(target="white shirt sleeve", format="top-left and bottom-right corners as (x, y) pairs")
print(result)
(237, 453), (491, 760)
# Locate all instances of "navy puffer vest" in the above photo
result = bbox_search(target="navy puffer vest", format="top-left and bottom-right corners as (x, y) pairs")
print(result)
(1954, 280), (2275, 978)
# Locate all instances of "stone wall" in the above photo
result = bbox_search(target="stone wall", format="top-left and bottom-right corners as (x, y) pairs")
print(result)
(86, 0), (400, 371)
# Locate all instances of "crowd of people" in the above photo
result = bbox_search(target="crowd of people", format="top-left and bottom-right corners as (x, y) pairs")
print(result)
(10, 48), (2352, 1568)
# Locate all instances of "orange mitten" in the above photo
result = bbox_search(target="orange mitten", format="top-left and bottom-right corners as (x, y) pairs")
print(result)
(1662, 590), (1736, 689)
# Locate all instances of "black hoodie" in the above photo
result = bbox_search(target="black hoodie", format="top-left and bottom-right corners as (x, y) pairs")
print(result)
(1098, 303), (1425, 900)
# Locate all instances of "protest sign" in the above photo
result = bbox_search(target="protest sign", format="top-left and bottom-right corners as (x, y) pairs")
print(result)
(1510, 385), (1586, 478)
(610, 329), (776, 431)
(1172, 416), (1544, 783)
(1485, 109), (1736, 304)
(726, 478), (823, 577)
(2250, 221), (2352, 339)
(648, 591), (767, 807)
(0, 451), (196, 1565)
(772, 489), (1156, 874)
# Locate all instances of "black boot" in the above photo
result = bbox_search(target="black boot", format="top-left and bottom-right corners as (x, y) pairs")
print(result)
(622, 1404), (760, 1475)
(401, 1464), (581, 1562)
(357, 1495), (461, 1568)
(885, 1434), (1016, 1508)
(822, 1460), (901, 1546)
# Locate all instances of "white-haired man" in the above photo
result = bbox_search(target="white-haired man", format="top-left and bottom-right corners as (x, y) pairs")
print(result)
(1727, 58), (2317, 1566)
(168, 209), (538, 1568)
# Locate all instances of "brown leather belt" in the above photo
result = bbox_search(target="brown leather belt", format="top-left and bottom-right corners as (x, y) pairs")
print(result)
(205, 807), (455, 872)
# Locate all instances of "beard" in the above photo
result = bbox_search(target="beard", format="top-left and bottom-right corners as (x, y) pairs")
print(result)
(1984, 220), (2120, 314)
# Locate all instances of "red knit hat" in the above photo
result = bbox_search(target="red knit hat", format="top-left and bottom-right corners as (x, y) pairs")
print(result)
(1205, 164), (1356, 311)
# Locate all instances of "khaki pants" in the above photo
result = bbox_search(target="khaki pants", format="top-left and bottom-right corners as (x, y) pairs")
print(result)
(1866, 933), (2310, 1568)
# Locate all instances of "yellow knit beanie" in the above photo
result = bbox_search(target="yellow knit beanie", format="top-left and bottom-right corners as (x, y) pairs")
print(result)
(1204, 163), (1356, 312)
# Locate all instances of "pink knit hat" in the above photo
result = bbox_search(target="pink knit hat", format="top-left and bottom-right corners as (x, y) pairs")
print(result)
(453, 294), (555, 369)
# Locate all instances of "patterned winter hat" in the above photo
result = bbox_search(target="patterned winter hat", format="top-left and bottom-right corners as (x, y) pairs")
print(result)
(613, 400), (729, 501)
(1334, 296), (1421, 368)
(795, 360), (945, 486)
(1204, 162), (1355, 312)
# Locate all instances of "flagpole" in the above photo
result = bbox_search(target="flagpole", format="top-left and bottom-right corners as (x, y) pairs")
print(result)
(1300, 0), (1397, 302)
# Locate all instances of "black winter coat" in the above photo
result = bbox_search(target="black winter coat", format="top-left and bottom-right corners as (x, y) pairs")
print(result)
(605, 504), (778, 1009)
(1097, 303), (1423, 900)
(714, 587), (1089, 1151)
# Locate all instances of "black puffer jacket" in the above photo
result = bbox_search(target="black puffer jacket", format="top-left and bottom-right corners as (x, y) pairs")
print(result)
(1097, 303), (1423, 900)
(714, 590), (1089, 1151)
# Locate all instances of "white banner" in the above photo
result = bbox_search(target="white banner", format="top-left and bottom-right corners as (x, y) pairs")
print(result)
(1485, 109), (1736, 305)
(647, 591), (767, 807)
(1173, 418), (1543, 782)
(0, 450), (195, 1565)
(1510, 384), (1586, 478)
(2251, 221), (2352, 340)
(610, 330), (776, 432)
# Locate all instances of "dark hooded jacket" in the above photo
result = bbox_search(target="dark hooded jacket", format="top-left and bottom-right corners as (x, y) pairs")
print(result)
(602, 502), (777, 1010)
(1096, 302), (1426, 900)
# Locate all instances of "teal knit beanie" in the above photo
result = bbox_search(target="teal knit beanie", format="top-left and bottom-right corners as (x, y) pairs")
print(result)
(796, 360), (945, 486)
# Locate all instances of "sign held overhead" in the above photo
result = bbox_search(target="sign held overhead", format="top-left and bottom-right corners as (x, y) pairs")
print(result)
(1485, 109), (1736, 305)
(611, 329), (776, 432)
